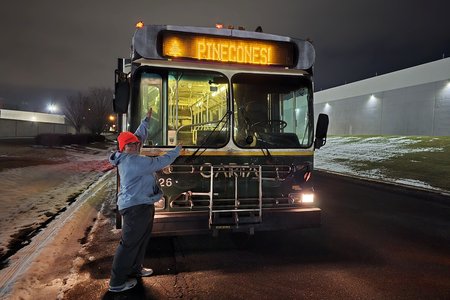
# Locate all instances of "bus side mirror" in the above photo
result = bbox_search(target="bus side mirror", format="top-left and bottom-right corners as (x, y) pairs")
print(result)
(314, 113), (329, 149)
(113, 69), (130, 114)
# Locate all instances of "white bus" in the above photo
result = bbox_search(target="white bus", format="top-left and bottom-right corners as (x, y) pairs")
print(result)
(113, 24), (329, 236)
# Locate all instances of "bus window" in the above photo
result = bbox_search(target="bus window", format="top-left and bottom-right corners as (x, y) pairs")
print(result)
(284, 89), (311, 145)
(139, 73), (163, 146)
(168, 71), (229, 147)
(232, 73), (313, 148)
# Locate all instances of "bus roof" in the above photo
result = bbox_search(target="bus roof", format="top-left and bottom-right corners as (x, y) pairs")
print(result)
(132, 25), (315, 70)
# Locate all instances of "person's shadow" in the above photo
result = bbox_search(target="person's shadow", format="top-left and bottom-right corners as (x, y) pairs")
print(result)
(102, 278), (157, 300)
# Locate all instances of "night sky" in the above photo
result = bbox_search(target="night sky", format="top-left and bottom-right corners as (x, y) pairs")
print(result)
(1, 0), (449, 111)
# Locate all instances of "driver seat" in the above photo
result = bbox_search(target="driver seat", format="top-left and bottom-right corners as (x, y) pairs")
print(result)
(243, 102), (268, 131)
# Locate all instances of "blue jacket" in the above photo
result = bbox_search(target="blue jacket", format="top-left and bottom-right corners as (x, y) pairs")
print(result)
(110, 117), (181, 210)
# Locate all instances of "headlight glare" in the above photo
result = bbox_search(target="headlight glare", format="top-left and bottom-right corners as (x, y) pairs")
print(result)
(301, 193), (314, 203)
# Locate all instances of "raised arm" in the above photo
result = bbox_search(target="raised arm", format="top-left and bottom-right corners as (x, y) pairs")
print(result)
(134, 108), (152, 143)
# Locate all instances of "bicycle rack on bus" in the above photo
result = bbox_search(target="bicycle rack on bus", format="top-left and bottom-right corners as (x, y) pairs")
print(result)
(205, 165), (263, 231)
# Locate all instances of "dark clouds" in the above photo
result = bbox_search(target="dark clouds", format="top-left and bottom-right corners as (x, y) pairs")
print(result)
(0, 0), (449, 108)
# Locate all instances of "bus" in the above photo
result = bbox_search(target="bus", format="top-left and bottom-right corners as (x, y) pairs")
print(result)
(113, 23), (329, 236)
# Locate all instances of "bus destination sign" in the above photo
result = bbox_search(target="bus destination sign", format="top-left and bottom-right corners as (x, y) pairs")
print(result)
(161, 31), (295, 67)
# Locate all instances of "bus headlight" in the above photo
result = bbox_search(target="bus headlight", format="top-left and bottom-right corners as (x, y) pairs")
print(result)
(289, 193), (314, 204)
(301, 193), (314, 204)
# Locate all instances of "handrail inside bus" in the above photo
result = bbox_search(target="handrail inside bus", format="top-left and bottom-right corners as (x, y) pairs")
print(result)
(185, 111), (231, 162)
(176, 120), (222, 134)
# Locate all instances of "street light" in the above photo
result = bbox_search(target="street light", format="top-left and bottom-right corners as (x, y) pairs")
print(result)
(108, 114), (117, 132)
(47, 103), (58, 113)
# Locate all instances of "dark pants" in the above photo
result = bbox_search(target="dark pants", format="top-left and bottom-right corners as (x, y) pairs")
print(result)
(110, 204), (155, 286)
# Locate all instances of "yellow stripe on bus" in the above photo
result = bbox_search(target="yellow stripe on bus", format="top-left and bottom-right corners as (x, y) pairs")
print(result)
(180, 151), (314, 156)
(141, 148), (314, 157)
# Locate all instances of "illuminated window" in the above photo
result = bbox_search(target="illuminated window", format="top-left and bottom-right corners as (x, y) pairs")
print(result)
(168, 71), (229, 147)
(139, 73), (163, 146)
(135, 69), (229, 147)
(232, 73), (313, 148)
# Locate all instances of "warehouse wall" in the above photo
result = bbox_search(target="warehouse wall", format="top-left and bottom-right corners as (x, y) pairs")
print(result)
(314, 58), (450, 136)
(0, 119), (75, 138)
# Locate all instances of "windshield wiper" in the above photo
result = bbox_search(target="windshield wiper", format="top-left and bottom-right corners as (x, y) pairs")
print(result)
(254, 133), (274, 163)
(185, 111), (231, 163)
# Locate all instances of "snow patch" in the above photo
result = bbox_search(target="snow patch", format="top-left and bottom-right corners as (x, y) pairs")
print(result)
(316, 136), (444, 191)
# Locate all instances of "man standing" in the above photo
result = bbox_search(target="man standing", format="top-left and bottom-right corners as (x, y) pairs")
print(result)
(108, 110), (182, 292)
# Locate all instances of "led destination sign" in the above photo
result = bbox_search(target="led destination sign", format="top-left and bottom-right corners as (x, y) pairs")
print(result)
(161, 31), (295, 67)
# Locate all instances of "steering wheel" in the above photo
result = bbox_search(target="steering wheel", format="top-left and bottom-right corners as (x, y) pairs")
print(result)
(250, 120), (288, 131)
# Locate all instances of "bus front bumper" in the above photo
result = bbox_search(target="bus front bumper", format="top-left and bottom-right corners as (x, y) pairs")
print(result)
(152, 207), (321, 236)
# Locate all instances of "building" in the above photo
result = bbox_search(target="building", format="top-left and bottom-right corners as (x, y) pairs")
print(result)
(0, 109), (74, 138)
(314, 58), (450, 136)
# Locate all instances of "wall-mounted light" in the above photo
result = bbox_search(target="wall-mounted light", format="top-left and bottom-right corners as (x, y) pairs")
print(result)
(367, 94), (378, 107)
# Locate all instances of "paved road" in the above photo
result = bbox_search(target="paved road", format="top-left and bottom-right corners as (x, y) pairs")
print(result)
(72, 171), (450, 299)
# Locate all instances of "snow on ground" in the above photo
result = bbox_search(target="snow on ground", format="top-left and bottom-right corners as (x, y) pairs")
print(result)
(314, 136), (444, 191)
(0, 137), (447, 298)
(1, 136), (445, 259)
(0, 144), (113, 263)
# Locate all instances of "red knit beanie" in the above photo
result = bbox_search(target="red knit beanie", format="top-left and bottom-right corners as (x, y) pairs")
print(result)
(117, 131), (140, 151)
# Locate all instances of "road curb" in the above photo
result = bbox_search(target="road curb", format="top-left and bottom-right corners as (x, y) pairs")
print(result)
(0, 170), (114, 298)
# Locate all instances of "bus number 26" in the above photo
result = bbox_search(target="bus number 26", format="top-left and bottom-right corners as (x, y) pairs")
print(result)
(159, 178), (173, 187)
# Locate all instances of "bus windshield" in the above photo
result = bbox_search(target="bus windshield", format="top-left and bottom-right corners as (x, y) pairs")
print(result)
(232, 73), (313, 148)
(135, 69), (229, 147)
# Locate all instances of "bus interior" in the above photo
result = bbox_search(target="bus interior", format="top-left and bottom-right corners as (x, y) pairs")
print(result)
(134, 69), (313, 149)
